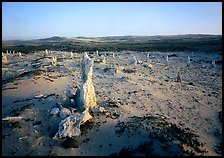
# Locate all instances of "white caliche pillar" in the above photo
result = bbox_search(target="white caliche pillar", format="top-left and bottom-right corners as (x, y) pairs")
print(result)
(212, 60), (216, 68)
(187, 56), (191, 67)
(78, 52), (97, 124)
(70, 52), (73, 58)
(166, 55), (169, 65)
(45, 49), (48, 56)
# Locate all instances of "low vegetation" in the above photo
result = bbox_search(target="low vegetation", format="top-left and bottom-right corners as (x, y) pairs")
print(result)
(2, 35), (222, 54)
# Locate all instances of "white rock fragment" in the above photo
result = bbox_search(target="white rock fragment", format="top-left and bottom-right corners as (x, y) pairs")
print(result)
(96, 50), (98, 56)
(19, 136), (28, 140)
(92, 107), (105, 113)
(112, 53), (115, 58)
(34, 94), (44, 99)
(137, 58), (143, 64)
(148, 63), (153, 68)
(50, 107), (60, 115)
(2, 116), (23, 121)
(54, 110), (86, 139)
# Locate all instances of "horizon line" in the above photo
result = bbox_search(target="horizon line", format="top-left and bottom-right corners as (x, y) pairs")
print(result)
(2, 33), (222, 41)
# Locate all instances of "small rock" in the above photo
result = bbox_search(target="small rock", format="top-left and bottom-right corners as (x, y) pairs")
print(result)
(105, 112), (110, 117)
(92, 107), (105, 113)
(50, 107), (60, 115)
(34, 94), (44, 99)
(148, 63), (153, 68)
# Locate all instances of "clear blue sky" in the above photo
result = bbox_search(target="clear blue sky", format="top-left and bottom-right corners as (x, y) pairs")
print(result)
(2, 2), (222, 40)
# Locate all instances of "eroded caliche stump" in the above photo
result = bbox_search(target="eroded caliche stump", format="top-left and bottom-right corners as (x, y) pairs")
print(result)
(75, 52), (97, 124)
(52, 56), (57, 66)
(54, 52), (97, 139)
(2, 54), (7, 63)
(19, 52), (22, 58)
(70, 52), (73, 58)
(177, 68), (182, 83)
(130, 56), (137, 65)
(99, 55), (106, 64)
(187, 56), (191, 67)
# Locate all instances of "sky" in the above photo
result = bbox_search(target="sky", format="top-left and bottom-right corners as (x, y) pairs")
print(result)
(2, 2), (222, 40)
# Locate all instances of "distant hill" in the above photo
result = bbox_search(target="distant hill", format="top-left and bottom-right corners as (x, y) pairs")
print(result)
(98, 34), (222, 42)
(38, 36), (66, 42)
(4, 34), (221, 43)
(2, 34), (222, 53)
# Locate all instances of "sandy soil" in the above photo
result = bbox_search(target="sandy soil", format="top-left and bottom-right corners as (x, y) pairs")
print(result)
(2, 50), (222, 156)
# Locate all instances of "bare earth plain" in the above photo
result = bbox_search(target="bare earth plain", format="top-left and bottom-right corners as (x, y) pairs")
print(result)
(2, 50), (222, 156)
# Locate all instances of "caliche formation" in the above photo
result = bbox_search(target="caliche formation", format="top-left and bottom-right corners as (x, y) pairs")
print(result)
(54, 52), (97, 139)
(76, 52), (97, 123)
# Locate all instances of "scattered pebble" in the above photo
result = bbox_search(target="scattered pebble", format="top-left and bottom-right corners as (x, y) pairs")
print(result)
(34, 94), (44, 99)
(50, 107), (59, 115)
